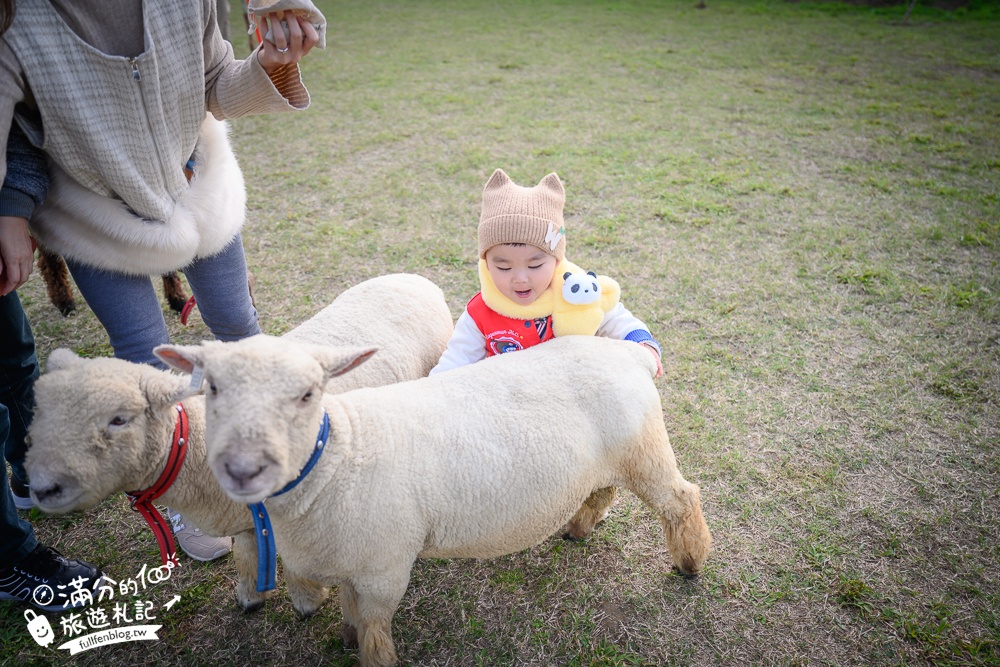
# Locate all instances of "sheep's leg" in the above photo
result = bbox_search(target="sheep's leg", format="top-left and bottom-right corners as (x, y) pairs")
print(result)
(285, 568), (329, 619)
(351, 570), (411, 667)
(563, 486), (617, 540)
(233, 531), (268, 612)
(625, 418), (712, 576)
(338, 581), (360, 650)
(359, 614), (396, 667)
(656, 478), (711, 577)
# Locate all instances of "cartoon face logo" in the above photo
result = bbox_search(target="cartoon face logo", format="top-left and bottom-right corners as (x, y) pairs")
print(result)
(24, 609), (55, 647)
(487, 334), (523, 356)
(561, 271), (601, 305)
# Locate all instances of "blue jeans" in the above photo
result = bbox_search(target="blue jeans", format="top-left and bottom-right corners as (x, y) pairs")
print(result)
(0, 292), (38, 565)
(0, 291), (38, 486)
(66, 235), (261, 367)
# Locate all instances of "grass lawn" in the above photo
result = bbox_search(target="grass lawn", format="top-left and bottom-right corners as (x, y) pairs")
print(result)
(3, 1), (998, 665)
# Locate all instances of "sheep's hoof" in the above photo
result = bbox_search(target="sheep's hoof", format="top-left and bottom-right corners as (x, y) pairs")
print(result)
(238, 598), (266, 613)
(295, 606), (320, 620)
(341, 622), (359, 650)
(671, 565), (699, 581)
(291, 594), (327, 620)
(562, 513), (609, 542)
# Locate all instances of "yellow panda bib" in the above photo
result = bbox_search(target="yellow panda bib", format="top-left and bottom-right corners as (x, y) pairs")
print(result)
(478, 258), (620, 337)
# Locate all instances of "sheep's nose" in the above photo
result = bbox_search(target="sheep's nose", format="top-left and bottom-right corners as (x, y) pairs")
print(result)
(32, 482), (63, 503)
(225, 460), (265, 485)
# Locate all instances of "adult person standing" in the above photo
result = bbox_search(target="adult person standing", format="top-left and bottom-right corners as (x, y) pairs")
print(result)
(0, 0), (321, 561)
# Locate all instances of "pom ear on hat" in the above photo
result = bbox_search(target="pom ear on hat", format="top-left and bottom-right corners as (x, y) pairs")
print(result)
(483, 168), (512, 192)
(538, 172), (564, 198)
(482, 169), (564, 199)
(478, 169), (566, 260)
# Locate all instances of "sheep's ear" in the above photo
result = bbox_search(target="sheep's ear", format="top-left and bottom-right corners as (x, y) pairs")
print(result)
(311, 345), (379, 382)
(143, 367), (201, 408)
(153, 344), (206, 375)
(46, 348), (84, 372)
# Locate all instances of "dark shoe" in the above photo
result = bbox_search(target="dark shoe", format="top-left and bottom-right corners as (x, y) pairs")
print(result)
(9, 474), (34, 511)
(0, 544), (104, 611)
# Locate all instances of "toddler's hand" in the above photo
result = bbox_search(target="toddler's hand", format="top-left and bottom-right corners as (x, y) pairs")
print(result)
(642, 343), (663, 378)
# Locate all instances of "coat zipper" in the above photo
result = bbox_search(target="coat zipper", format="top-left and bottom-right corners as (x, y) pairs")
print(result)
(128, 57), (174, 199)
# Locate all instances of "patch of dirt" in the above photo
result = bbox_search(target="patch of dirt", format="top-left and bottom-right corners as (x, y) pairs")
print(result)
(596, 599), (632, 640)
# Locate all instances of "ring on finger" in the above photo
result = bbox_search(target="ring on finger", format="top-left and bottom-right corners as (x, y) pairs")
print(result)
(276, 46), (289, 53)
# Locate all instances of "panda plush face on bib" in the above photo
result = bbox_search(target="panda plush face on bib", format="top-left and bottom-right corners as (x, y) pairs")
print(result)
(562, 271), (601, 305)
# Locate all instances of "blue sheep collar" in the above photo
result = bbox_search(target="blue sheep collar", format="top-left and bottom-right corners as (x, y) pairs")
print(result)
(249, 409), (330, 592)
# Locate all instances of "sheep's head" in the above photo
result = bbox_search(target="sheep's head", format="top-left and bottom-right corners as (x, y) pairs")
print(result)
(155, 335), (376, 504)
(26, 349), (196, 514)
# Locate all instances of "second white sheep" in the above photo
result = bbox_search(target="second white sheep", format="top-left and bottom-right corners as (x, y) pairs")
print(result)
(25, 273), (454, 613)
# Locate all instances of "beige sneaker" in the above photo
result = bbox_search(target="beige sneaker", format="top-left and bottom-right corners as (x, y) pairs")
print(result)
(167, 508), (232, 562)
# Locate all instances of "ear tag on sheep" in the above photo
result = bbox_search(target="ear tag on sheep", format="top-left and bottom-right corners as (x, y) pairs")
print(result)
(189, 366), (205, 392)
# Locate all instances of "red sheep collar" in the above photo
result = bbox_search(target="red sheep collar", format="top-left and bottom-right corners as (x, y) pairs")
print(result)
(125, 403), (189, 567)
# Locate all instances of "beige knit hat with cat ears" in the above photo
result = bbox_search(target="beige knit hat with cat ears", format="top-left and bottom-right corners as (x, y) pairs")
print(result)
(478, 169), (566, 260)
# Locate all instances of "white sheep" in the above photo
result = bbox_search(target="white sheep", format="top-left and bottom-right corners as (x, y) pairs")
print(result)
(154, 334), (713, 667)
(24, 273), (454, 614)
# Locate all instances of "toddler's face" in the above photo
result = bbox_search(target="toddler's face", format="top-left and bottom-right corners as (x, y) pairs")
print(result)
(484, 244), (558, 306)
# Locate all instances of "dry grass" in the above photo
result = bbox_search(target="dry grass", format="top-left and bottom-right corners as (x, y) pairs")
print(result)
(3, 0), (999, 665)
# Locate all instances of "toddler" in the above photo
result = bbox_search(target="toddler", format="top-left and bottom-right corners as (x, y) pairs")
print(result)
(431, 168), (663, 376)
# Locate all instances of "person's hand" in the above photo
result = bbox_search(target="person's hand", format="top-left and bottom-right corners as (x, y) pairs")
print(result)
(642, 343), (663, 378)
(255, 11), (320, 75)
(0, 216), (35, 296)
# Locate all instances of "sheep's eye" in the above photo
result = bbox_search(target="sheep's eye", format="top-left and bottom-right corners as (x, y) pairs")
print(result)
(109, 416), (129, 427)
(209, 383), (218, 396)
(301, 391), (313, 403)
